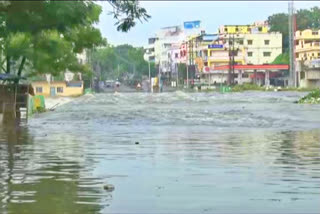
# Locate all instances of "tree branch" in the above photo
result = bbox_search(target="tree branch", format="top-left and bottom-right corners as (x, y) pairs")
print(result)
(17, 56), (26, 76)
(6, 55), (10, 74)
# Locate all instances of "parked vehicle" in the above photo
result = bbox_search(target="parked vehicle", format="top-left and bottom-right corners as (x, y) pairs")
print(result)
(105, 80), (115, 88)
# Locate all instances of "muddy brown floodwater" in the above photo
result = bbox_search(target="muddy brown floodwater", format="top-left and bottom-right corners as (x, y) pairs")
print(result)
(1, 91), (320, 214)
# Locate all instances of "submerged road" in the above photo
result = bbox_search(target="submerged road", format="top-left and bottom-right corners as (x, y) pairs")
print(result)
(1, 91), (320, 214)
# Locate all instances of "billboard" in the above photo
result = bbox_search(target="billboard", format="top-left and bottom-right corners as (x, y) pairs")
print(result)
(183, 21), (201, 29)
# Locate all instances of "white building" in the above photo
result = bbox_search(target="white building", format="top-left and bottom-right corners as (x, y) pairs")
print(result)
(144, 21), (203, 76)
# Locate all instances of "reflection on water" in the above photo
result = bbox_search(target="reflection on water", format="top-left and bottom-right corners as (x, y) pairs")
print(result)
(0, 91), (320, 213)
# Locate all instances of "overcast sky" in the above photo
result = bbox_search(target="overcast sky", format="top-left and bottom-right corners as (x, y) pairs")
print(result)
(97, 1), (319, 47)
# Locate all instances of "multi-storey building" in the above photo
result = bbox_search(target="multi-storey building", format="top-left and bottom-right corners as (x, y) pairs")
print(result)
(144, 21), (203, 78)
(218, 21), (269, 34)
(295, 29), (320, 88)
(198, 24), (282, 85)
(295, 29), (320, 63)
(144, 37), (157, 62)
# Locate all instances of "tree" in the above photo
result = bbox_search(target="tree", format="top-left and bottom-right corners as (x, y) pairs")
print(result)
(0, 1), (150, 81)
(268, 13), (289, 52)
(108, 0), (151, 32)
(272, 53), (289, 64)
(268, 6), (320, 53)
(91, 44), (156, 81)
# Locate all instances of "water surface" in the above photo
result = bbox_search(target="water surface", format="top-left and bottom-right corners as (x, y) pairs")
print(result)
(1, 91), (320, 214)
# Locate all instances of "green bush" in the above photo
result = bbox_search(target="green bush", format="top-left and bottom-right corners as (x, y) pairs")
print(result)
(35, 106), (46, 113)
(232, 83), (263, 92)
(298, 90), (320, 104)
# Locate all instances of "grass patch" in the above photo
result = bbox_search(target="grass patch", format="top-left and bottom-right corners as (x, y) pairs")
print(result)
(298, 90), (320, 104)
(232, 83), (264, 92)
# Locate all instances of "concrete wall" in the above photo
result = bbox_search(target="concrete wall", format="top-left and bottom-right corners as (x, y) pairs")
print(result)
(32, 81), (83, 97)
(245, 33), (282, 64)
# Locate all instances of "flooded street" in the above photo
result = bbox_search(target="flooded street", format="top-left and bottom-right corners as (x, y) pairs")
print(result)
(1, 91), (320, 214)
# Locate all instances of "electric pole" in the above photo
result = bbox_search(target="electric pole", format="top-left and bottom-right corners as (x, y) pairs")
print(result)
(288, 0), (296, 87)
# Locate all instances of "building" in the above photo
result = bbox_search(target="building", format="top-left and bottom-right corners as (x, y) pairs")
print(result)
(144, 21), (203, 79)
(295, 29), (320, 88)
(197, 24), (282, 85)
(32, 81), (84, 97)
(218, 21), (269, 34)
(144, 37), (157, 62)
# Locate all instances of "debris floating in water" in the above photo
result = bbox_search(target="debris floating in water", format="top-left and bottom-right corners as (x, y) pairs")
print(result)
(135, 142), (139, 145)
(103, 184), (115, 192)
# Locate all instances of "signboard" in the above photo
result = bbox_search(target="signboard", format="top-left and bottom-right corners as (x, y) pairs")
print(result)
(311, 59), (320, 66)
(208, 44), (223, 49)
(203, 66), (210, 73)
(183, 21), (201, 29)
(202, 35), (218, 41)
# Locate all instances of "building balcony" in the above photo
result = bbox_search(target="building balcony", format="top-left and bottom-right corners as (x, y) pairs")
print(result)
(295, 43), (320, 52)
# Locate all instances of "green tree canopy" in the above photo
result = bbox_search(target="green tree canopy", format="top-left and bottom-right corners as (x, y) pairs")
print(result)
(0, 1), (150, 81)
(91, 44), (156, 81)
(268, 6), (320, 52)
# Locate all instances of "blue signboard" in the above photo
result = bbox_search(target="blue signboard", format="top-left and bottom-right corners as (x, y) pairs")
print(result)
(208, 44), (223, 49)
(184, 21), (201, 29)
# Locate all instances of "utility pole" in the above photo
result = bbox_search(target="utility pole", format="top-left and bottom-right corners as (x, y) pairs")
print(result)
(232, 34), (235, 85)
(228, 35), (232, 86)
(158, 59), (161, 92)
(148, 60), (151, 81)
(288, 0), (296, 87)
(186, 40), (189, 88)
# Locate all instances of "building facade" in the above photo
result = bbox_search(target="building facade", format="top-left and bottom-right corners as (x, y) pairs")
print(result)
(32, 81), (84, 97)
(295, 29), (320, 88)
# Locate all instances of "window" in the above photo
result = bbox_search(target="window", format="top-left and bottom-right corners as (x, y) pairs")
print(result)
(239, 40), (243, 45)
(242, 73), (249, 78)
(175, 53), (178, 58)
(300, 71), (305, 79)
(264, 40), (270, 45)
(247, 52), (253, 57)
(57, 87), (64, 93)
(36, 87), (43, 93)
(247, 40), (253, 45)
(258, 27), (262, 31)
(263, 52), (271, 57)
(233, 51), (238, 56)
(224, 28), (228, 32)
(312, 31), (319, 35)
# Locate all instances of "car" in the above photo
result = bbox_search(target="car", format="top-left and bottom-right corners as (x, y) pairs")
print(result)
(105, 80), (115, 88)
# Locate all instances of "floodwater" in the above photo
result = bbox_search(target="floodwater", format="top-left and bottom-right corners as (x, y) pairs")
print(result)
(1, 91), (320, 214)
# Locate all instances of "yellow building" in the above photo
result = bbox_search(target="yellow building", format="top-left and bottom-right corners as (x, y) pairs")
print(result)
(219, 23), (269, 34)
(295, 29), (320, 88)
(32, 81), (84, 97)
(295, 29), (320, 62)
(207, 33), (282, 68)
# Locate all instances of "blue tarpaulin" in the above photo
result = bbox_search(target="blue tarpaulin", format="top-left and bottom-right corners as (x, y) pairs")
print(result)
(0, 73), (26, 81)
